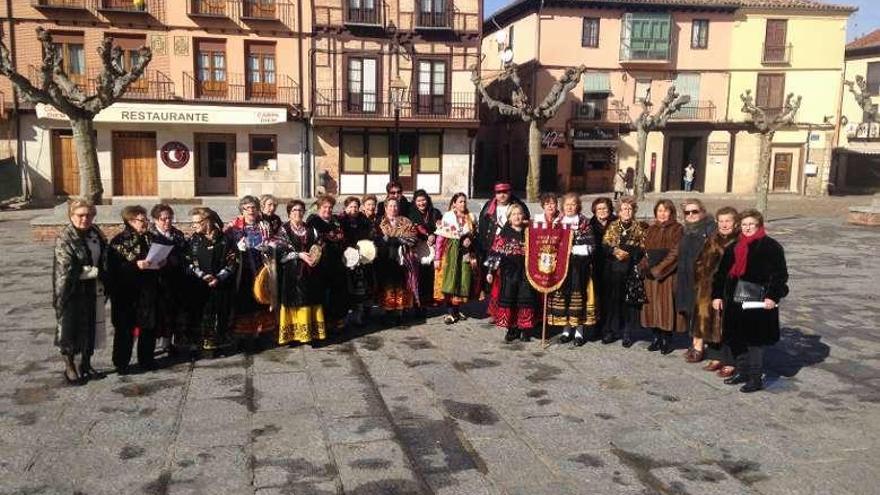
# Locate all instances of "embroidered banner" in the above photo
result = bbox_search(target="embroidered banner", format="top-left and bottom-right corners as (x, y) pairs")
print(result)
(525, 224), (573, 294)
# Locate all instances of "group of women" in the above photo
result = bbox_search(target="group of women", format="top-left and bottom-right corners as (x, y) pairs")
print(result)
(52, 180), (788, 393)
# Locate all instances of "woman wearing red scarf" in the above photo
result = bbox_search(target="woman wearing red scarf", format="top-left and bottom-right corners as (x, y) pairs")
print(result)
(711, 209), (789, 393)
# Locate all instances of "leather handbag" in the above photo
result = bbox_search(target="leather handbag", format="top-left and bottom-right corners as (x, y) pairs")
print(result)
(733, 280), (766, 303)
(646, 248), (669, 268)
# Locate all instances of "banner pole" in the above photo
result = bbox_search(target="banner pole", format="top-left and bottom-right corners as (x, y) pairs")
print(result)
(541, 293), (548, 349)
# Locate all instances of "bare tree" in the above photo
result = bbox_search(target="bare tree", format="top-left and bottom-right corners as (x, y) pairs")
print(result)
(845, 75), (878, 123)
(472, 62), (586, 200)
(0, 28), (152, 204)
(740, 90), (802, 214)
(630, 86), (690, 200)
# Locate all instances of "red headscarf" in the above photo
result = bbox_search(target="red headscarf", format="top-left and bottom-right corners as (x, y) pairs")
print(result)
(728, 226), (766, 277)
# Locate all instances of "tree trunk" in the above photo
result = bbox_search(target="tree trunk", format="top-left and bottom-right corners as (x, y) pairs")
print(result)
(526, 119), (541, 201)
(71, 117), (103, 204)
(755, 130), (774, 214)
(634, 127), (649, 201)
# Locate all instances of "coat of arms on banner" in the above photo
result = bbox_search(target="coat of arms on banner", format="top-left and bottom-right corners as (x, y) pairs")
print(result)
(525, 225), (573, 294)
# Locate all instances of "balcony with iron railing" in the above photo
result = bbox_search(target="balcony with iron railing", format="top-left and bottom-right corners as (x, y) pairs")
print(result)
(762, 43), (792, 65)
(188, 0), (228, 17)
(98, 0), (154, 13)
(32, 0), (89, 9)
(668, 100), (716, 121)
(26, 65), (177, 102)
(415, 3), (453, 30)
(345, 4), (382, 26)
(571, 102), (631, 123)
(313, 89), (476, 121)
(241, 0), (283, 19)
(182, 72), (300, 108)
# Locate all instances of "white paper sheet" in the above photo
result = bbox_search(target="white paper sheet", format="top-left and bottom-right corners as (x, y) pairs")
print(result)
(742, 301), (769, 310)
(144, 243), (173, 268)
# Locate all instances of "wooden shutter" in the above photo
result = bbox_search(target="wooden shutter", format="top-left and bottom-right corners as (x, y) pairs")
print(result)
(765, 19), (787, 47)
(756, 73), (784, 109)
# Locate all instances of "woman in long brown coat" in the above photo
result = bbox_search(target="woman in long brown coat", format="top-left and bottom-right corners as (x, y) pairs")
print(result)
(640, 199), (683, 354)
(693, 207), (739, 377)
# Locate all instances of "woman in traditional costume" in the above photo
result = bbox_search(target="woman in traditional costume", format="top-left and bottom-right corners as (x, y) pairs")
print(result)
(374, 197), (419, 325)
(434, 193), (480, 324)
(185, 207), (237, 356)
(53, 198), (109, 385)
(109, 205), (162, 374)
(149, 203), (188, 355)
(274, 200), (326, 345)
(485, 204), (536, 342)
(339, 196), (376, 326)
(225, 196), (276, 340)
(550, 193), (598, 346)
(409, 190), (443, 311)
(259, 194), (283, 236)
(640, 199), (684, 355)
(307, 195), (349, 332)
(601, 197), (647, 347)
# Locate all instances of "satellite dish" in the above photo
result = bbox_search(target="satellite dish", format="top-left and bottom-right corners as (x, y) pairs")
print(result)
(501, 48), (514, 64)
(495, 30), (508, 44)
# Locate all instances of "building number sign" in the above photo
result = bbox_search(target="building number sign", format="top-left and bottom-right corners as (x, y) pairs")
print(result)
(161, 141), (190, 169)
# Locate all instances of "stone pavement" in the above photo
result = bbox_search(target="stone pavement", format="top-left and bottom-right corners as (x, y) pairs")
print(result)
(1, 206), (879, 495)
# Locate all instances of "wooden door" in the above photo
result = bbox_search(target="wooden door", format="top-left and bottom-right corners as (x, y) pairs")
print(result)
(52, 130), (79, 196)
(772, 152), (792, 191)
(196, 133), (236, 195)
(113, 131), (157, 196)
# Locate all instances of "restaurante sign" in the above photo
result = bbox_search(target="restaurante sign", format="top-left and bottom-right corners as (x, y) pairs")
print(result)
(36, 103), (287, 126)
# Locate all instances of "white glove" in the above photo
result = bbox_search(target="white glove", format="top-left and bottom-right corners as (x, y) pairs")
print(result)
(237, 237), (248, 252)
(79, 265), (99, 280)
(281, 252), (298, 264)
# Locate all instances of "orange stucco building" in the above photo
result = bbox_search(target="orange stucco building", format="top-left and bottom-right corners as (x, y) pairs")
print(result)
(477, 0), (855, 197)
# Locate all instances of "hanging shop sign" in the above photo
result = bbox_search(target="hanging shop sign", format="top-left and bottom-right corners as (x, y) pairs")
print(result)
(36, 103), (288, 126)
(160, 141), (191, 169)
(571, 127), (619, 149)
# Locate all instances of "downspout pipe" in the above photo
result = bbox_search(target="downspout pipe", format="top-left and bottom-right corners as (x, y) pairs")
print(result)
(6, 0), (26, 200)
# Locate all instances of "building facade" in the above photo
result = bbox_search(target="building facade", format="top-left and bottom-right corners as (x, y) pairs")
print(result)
(477, 0), (855, 197)
(1, 0), (308, 201)
(310, 0), (481, 197)
(834, 29), (880, 194)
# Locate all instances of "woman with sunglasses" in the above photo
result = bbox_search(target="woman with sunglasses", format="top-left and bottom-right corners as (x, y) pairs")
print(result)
(675, 199), (716, 363)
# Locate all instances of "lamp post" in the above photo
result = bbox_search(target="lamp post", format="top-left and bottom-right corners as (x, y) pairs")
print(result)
(389, 75), (407, 182)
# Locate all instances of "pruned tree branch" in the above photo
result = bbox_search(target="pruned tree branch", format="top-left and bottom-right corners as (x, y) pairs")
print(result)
(536, 64), (586, 119)
(470, 62), (532, 121)
(741, 89), (800, 133)
(740, 89), (769, 130)
(844, 75), (877, 123)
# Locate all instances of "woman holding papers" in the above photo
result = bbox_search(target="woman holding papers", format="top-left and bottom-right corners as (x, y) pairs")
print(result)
(712, 209), (789, 393)
(53, 198), (109, 385)
(108, 205), (162, 373)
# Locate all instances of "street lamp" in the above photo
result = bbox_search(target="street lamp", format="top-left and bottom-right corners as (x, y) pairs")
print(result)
(389, 75), (407, 182)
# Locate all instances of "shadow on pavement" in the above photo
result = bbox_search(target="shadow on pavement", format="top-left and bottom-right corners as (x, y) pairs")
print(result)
(764, 327), (831, 378)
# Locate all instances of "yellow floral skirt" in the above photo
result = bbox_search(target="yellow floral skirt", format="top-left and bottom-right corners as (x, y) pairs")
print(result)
(277, 305), (326, 345)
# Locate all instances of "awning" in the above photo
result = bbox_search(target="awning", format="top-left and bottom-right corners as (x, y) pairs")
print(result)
(36, 102), (288, 126)
(583, 72), (611, 93)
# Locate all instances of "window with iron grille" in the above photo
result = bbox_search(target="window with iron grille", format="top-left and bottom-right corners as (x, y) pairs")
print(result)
(582, 18), (600, 48)
(691, 19), (709, 49)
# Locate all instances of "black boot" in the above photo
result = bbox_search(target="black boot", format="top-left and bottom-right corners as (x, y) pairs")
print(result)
(660, 332), (674, 355)
(601, 330), (618, 345)
(723, 373), (748, 385)
(573, 327), (586, 347)
(504, 328), (519, 343)
(62, 355), (83, 386)
(520, 329), (531, 342)
(740, 375), (764, 393)
(80, 353), (106, 380)
(647, 330), (662, 352)
(621, 327), (634, 348)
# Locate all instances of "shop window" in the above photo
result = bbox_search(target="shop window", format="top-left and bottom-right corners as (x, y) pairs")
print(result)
(691, 19), (709, 49)
(419, 134), (441, 172)
(249, 135), (277, 170)
(582, 18), (600, 48)
(369, 135), (390, 172)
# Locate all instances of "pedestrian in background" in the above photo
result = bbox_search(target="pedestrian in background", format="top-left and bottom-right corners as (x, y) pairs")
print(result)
(683, 162), (696, 192)
(712, 209), (789, 393)
(53, 198), (109, 385)
(613, 169), (626, 200)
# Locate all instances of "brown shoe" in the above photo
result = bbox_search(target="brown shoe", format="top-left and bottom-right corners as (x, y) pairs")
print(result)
(685, 349), (704, 363)
(717, 366), (736, 378)
(703, 361), (722, 372)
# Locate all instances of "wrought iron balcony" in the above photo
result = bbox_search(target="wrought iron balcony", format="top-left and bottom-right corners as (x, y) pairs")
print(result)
(188, 0), (227, 17)
(345, 5), (382, 26)
(313, 89), (476, 121)
(182, 72), (300, 107)
(98, 0), (154, 13)
(668, 100), (716, 121)
(26, 66), (176, 102)
(762, 43), (792, 65)
(416, 3), (453, 29)
(571, 102), (630, 123)
(32, 0), (88, 9)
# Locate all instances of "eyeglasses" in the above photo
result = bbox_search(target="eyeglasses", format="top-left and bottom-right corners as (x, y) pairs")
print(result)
(684, 210), (701, 215)
(388, 190), (402, 195)
(741, 222), (759, 228)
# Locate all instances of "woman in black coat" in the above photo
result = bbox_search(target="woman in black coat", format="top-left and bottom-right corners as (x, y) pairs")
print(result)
(712, 209), (789, 393)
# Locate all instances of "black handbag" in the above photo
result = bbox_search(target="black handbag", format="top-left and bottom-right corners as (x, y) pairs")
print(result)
(733, 280), (766, 303)
(646, 248), (669, 268)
